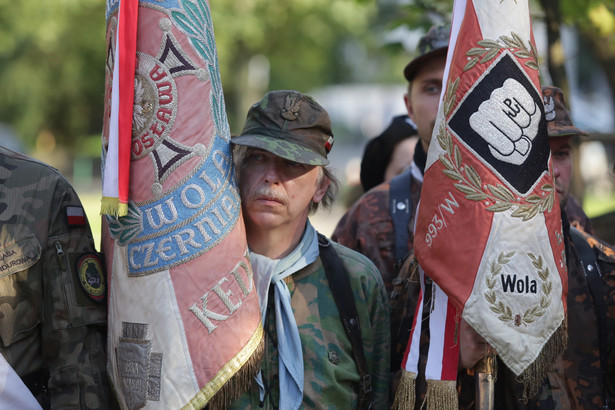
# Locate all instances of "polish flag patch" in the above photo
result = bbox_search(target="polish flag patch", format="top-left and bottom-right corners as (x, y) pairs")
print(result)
(66, 206), (87, 227)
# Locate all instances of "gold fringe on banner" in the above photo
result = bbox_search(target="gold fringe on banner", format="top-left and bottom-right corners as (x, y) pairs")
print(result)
(517, 316), (568, 401)
(184, 326), (264, 410)
(100, 196), (128, 217)
(392, 370), (417, 410)
(425, 379), (458, 410)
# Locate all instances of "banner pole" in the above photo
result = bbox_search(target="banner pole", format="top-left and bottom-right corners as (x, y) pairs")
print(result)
(475, 355), (496, 410)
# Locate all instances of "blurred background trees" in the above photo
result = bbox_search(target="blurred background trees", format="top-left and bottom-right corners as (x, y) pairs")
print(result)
(1, 0), (613, 149)
(0, 0), (105, 159)
(0, 0), (613, 240)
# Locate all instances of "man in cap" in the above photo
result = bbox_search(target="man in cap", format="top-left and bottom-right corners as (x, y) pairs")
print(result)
(228, 90), (390, 409)
(537, 86), (614, 408)
(0, 147), (110, 408)
(456, 86), (615, 409)
(545, 88), (594, 235)
(332, 24), (450, 377)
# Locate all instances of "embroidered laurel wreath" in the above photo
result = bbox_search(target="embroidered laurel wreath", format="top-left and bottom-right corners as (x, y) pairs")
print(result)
(464, 32), (539, 72)
(438, 32), (555, 221)
(484, 251), (552, 327)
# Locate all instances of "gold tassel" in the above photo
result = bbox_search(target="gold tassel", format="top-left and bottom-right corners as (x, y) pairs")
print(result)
(182, 326), (265, 409)
(517, 316), (568, 401)
(392, 370), (417, 410)
(100, 196), (129, 217)
(117, 202), (128, 217)
(425, 379), (458, 410)
(100, 196), (119, 216)
(204, 333), (265, 410)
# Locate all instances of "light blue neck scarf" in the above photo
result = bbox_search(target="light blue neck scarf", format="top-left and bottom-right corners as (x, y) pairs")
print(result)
(250, 221), (319, 410)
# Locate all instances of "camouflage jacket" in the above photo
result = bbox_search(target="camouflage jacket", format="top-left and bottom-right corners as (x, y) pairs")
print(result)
(0, 147), (110, 409)
(564, 228), (615, 408)
(229, 239), (391, 409)
(331, 172), (422, 295)
(458, 220), (615, 409)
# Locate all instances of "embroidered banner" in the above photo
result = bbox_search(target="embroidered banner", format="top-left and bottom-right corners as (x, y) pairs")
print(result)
(101, 1), (263, 408)
(414, 0), (566, 382)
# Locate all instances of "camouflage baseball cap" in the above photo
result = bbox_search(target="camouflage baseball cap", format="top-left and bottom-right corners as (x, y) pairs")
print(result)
(542, 86), (588, 138)
(231, 90), (334, 166)
(403, 24), (451, 82)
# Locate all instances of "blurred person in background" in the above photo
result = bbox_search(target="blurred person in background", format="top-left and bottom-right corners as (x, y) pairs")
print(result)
(360, 115), (418, 193)
(341, 115), (418, 209)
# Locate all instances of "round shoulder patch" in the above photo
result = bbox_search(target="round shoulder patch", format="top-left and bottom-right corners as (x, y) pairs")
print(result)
(76, 253), (106, 303)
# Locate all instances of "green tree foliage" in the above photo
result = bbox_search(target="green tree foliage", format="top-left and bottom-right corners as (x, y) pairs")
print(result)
(211, 0), (384, 133)
(1, 0), (611, 153)
(387, 0), (615, 95)
(0, 0), (106, 151)
(570, 1), (615, 93)
(0, 0), (388, 149)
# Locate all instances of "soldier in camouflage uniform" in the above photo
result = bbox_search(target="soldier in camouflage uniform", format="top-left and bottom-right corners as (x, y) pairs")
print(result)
(0, 146), (110, 408)
(332, 26), (449, 387)
(228, 90), (390, 409)
(458, 86), (615, 409)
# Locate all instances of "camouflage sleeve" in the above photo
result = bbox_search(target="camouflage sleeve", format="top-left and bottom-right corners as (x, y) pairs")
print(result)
(567, 230), (615, 407)
(589, 236), (615, 403)
(364, 265), (392, 409)
(335, 243), (391, 409)
(606, 263), (615, 403)
(41, 177), (110, 409)
(332, 184), (397, 294)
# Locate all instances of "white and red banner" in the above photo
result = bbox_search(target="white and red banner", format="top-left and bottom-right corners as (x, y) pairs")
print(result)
(414, 0), (566, 383)
(101, 1), (262, 408)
